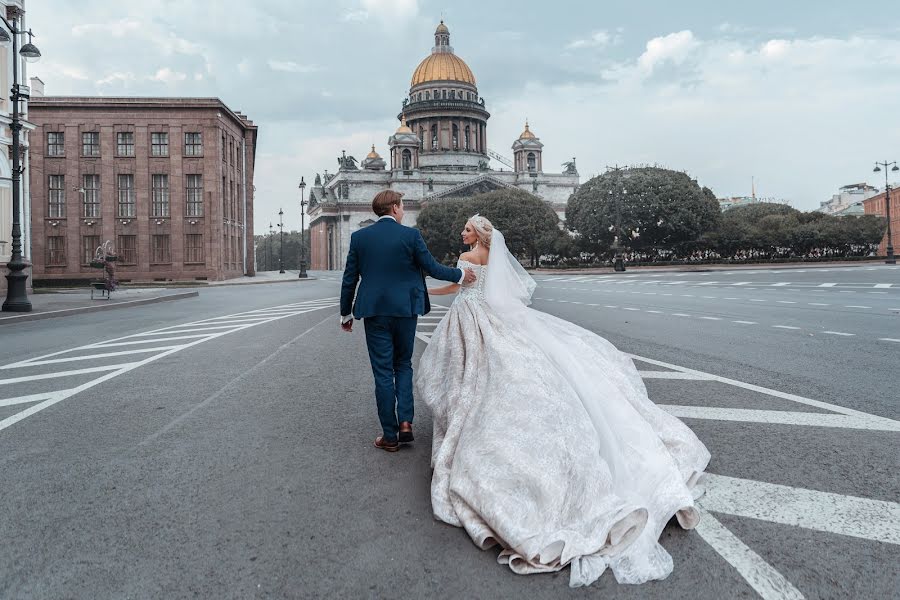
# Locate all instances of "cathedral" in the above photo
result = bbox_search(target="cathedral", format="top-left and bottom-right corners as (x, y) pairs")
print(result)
(307, 21), (580, 270)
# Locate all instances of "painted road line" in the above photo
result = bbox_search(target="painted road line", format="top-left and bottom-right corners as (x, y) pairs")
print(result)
(808, 303), (830, 306)
(879, 338), (900, 343)
(733, 321), (757, 325)
(771, 282), (791, 287)
(661, 406), (899, 432)
(844, 305), (871, 309)
(671, 313), (691, 317)
(822, 331), (855, 336)
(603, 305), (618, 309)
(638, 371), (710, 380)
(645, 310), (663, 314)
(0, 391), (65, 408)
(90, 334), (214, 348)
(0, 363), (141, 386)
(5, 346), (183, 368)
(701, 474), (900, 545)
(776, 301), (797, 304)
(874, 283), (893, 288)
(750, 299), (766, 302)
(623, 307), (640, 311)
(694, 508), (804, 600)
(699, 316), (722, 321)
(772, 325), (801, 330)
(819, 283), (837, 287)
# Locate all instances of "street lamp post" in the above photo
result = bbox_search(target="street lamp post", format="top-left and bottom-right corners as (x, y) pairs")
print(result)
(298, 177), (308, 278)
(278, 208), (285, 273)
(1, 15), (41, 312)
(873, 161), (898, 265)
(267, 222), (273, 271)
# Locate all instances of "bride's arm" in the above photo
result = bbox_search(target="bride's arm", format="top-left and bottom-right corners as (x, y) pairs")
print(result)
(428, 283), (460, 295)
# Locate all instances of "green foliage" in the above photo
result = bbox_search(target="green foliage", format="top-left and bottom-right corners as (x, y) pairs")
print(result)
(416, 188), (568, 265)
(566, 167), (722, 254)
(254, 230), (310, 271)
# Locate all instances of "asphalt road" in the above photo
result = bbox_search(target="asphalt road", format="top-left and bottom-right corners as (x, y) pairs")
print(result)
(0, 264), (897, 599)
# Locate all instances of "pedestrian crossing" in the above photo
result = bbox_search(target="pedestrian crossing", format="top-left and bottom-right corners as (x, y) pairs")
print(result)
(0, 297), (338, 434)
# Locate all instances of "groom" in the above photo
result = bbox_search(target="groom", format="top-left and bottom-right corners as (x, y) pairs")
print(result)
(340, 190), (475, 452)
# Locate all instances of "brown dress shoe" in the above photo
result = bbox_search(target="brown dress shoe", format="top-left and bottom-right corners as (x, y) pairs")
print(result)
(374, 436), (400, 452)
(399, 421), (414, 444)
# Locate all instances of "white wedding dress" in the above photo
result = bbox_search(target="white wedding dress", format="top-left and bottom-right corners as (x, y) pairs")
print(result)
(413, 230), (711, 587)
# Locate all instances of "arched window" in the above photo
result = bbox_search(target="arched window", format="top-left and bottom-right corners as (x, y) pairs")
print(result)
(431, 124), (438, 150)
(527, 152), (536, 171)
(464, 125), (470, 150)
(442, 89), (447, 99)
(450, 90), (456, 99)
(425, 90), (430, 100)
(402, 149), (412, 170)
(419, 126), (424, 149)
(452, 124), (459, 149)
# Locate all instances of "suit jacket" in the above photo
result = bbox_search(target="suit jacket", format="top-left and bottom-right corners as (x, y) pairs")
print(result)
(340, 218), (463, 319)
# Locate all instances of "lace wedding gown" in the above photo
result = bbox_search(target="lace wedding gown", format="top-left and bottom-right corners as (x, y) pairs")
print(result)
(414, 249), (711, 587)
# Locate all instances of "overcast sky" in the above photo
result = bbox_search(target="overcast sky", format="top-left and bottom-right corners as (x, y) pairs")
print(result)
(27, 0), (900, 233)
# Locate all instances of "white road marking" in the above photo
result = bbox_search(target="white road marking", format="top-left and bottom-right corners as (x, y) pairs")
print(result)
(874, 283), (893, 288)
(694, 508), (805, 600)
(822, 331), (855, 337)
(750, 299), (766, 302)
(844, 305), (871, 309)
(0, 391), (65, 408)
(699, 316), (722, 321)
(645, 310), (662, 314)
(90, 334), (213, 347)
(771, 282), (791, 287)
(603, 305), (618, 309)
(818, 283), (837, 287)
(772, 325), (800, 330)
(623, 307), (640, 311)
(879, 338), (900, 343)
(0, 298), (340, 434)
(808, 303), (830, 306)
(638, 371), (710, 380)
(671, 313), (691, 317)
(701, 474), (900, 545)
(662, 406), (898, 432)
(776, 301), (797, 304)
(4, 346), (182, 368)
(733, 320), (757, 325)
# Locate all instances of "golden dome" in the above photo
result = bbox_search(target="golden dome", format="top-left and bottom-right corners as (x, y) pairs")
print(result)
(519, 121), (536, 139)
(366, 145), (380, 159)
(411, 52), (476, 86)
(395, 119), (413, 134)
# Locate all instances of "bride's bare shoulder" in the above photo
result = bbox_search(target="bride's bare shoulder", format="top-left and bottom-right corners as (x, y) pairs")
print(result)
(459, 250), (487, 266)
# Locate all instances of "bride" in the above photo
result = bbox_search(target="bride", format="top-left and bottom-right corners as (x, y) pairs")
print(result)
(413, 215), (711, 587)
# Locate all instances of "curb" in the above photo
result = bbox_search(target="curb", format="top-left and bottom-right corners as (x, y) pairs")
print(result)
(0, 291), (200, 325)
(206, 277), (319, 287)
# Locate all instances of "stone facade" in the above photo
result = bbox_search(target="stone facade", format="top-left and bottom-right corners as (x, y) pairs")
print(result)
(863, 187), (900, 256)
(28, 97), (257, 284)
(307, 22), (580, 270)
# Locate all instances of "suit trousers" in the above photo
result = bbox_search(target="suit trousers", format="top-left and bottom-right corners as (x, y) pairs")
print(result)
(363, 315), (418, 441)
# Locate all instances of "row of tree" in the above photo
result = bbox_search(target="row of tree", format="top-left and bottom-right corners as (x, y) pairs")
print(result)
(415, 167), (888, 266)
(254, 231), (311, 271)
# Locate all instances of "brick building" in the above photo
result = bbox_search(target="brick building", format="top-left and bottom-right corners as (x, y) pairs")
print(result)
(28, 97), (257, 284)
(863, 188), (899, 256)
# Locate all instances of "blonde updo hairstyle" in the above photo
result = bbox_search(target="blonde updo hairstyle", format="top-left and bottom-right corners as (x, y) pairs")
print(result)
(467, 214), (493, 249)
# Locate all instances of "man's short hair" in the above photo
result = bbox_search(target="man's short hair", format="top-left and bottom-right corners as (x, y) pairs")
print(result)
(372, 190), (403, 217)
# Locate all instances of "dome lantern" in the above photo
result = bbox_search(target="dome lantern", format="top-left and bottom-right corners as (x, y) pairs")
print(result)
(410, 21), (476, 87)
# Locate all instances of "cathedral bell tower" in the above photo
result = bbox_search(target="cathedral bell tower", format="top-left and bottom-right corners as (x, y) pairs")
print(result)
(512, 121), (544, 173)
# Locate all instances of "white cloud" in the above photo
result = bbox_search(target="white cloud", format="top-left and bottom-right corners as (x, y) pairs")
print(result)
(638, 30), (698, 73)
(567, 30), (613, 49)
(96, 71), (136, 86)
(71, 18), (140, 38)
(267, 61), (320, 74)
(151, 67), (187, 83)
(358, 0), (418, 22)
(343, 9), (369, 22)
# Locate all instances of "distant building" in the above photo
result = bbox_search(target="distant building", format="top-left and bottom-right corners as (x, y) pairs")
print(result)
(28, 96), (257, 284)
(818, 183), (878, 215)
(306, 21), (580, 270)
(718, 196), (758, 211)
(0, 0), (36, 295)
(863, 186), (900, 256)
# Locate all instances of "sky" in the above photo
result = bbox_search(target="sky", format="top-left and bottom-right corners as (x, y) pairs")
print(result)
(26, 0), (900, 233)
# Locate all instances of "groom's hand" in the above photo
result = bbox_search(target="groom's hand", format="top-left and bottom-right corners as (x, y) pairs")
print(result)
(463, 268), (477, 284)
(341, 320), (353, 332)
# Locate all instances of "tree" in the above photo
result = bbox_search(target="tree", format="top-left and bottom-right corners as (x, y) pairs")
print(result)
(254, 230), (310, 271)
(416, 188), (568, 266)
(565, 167), (721, 255)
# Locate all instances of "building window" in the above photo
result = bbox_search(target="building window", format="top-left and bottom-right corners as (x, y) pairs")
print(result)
(117, 235), (136, 264)
(527, 152), (536, 171)
(185, 233), (204, 263)
(151, 174), (170, 217)
(151, 132), (169, 156)
(46, 236), (66, 266)
(117, 174), (135, 217)
(47, 132), (65, 156)
(48, 175), (65, 218)
(82, 235), (100, 265)
(464, 125), (470, 151)
(431, 124), (438, 150)
(150, 234), (171, 264)
(82, 174), (101, 218)
(184, 132), (202, 156)
(401, 149), (412, 171)
(186, 174), (203, 216)
(82, 132), (100, 157)
(452, 124), (459, 150)
(117, 132), (135, 156)
(419, 126), (424, 149)
(425, 91), (430, 100)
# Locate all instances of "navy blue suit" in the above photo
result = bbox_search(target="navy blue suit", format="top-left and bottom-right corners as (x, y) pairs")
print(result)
(340, 217), (462, 441)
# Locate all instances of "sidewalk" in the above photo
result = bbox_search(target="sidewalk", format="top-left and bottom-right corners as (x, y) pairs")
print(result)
(206, 270), (317, 286)
(0, 287), (199, 325)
